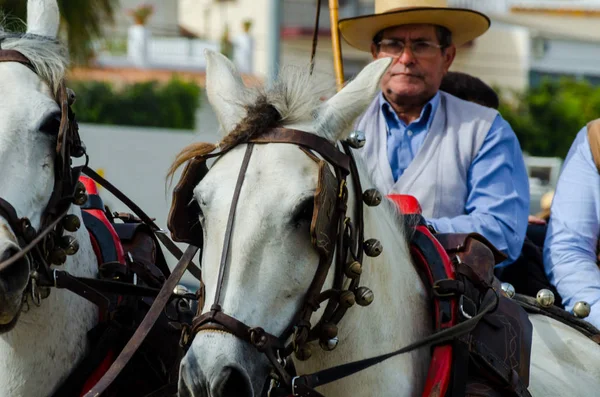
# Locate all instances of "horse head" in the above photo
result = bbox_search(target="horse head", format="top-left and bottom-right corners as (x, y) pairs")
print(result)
(172, 50), (432, 397)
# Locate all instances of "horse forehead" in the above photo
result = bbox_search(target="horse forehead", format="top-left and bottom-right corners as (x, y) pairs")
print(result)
(0, 63), (54, 111)
(199, 144), (320, 199)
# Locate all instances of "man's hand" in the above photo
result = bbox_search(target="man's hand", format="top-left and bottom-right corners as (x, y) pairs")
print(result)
(528, 215), (547, 225)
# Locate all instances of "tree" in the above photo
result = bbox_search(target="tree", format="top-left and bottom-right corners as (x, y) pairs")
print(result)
(0, 0), (117, 65)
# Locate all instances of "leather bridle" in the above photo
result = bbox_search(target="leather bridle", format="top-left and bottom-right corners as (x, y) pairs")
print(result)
(168, 127), (381, 396)
(0, 48), (90, 324)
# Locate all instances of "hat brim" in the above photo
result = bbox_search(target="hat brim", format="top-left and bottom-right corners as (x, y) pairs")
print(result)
(339, 7), (491, 52)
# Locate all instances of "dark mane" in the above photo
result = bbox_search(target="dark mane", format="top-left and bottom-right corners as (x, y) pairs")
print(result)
(167, 95), (283, 181)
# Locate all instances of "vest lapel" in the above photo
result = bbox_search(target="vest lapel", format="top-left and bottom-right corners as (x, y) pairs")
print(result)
(393, 94), (448, 194)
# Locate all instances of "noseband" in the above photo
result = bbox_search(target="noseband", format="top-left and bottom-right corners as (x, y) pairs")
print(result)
(0, 49), (89, 317)
(169, 127), (382, 395)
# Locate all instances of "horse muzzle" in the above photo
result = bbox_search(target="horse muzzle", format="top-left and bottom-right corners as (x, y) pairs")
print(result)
(0, 242), (30, 332)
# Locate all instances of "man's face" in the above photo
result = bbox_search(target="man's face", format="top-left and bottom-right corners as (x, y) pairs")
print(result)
(371, 24), (456, 106)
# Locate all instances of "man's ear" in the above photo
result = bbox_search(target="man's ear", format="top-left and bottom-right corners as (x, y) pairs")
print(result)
(370, 42), (379, 60)
(443, 44), (457, 72)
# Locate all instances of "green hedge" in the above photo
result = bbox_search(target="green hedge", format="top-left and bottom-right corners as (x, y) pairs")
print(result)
(69, 77), (202, 130)
(498, 77), (600, 159)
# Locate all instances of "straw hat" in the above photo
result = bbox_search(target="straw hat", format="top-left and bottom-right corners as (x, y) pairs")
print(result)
(339, 0), (491, 52)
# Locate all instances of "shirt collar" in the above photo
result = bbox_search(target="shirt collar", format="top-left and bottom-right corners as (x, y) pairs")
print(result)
(379, 91), (441, 131)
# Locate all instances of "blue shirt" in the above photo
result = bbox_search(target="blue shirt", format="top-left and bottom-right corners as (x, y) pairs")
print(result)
(381, 92), (530, 264)
(544, 126), (600, 328)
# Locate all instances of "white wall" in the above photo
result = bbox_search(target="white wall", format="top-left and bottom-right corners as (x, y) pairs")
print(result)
(530, 37), (600, 77)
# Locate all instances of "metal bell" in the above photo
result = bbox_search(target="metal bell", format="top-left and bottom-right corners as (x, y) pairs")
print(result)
(60, 236), (79, 255)
(363, 239), (383, 257)
(339, 290), (355, 308)
(319, 337), (339, 352)
(536, 289), (555, 307)
(355, 287), (375, 306)
(49, 248), (67, 265)
(346, 130), (366, 149)
(573, 301), (591, 319)
(294, 344), (312, 361)
(173, 285), (190, 295)
(363, 189), (382, 207)
(62, 215), (81, 232)
(344, 261), (362, 279)
(321, 322), (338, 339)
(73, 182), (88, 206)
(501, 282), (515, 299)
(71, 142), (86, 159)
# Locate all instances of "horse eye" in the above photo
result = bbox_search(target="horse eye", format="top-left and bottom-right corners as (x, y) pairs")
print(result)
(39, 113), (61, 136)
(292, 197), (314, 228)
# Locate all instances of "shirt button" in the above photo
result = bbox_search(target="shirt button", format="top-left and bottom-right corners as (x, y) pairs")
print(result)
(407, 130), (413, 137)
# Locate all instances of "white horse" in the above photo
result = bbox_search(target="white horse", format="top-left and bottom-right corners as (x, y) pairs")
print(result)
(176, 50), (600, 397)
(0, 1), (98, 396)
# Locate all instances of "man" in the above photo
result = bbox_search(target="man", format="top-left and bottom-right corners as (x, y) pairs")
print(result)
(338, 0), (530, 265)
(544, 122), (600, 327)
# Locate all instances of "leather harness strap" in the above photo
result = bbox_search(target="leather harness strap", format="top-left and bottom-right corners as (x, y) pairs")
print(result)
(82, 245), (199, 397)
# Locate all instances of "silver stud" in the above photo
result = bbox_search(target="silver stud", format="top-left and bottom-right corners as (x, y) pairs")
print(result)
(355, 287), (374, 306)
(536, 289), (555, 307)
(364, 239), (383, 257)
(319, 337), (339, 352)
(363, 189), (382, 207)
(573, 301), (591, 319)
(173, 285), (190, 295)
(501, 282), (515, 299)
(346, 130), (366, 149)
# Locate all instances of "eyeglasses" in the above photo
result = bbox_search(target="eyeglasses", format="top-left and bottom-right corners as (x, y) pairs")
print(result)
(376, 39), (445, 58)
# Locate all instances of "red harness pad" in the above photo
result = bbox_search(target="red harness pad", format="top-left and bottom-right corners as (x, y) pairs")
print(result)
(387, 194), (457, 397)
(78, 175), (126, 397)
(387, 194), (422, 214)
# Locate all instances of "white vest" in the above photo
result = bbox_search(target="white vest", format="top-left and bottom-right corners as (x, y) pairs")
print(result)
(354, 91), (498, 219)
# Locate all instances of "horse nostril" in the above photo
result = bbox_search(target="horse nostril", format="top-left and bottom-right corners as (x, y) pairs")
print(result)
(216, 366), (253, 397)
(0, 246), (29, 291)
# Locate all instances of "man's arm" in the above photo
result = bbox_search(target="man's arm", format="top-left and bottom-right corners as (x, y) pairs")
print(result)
(427, 115), (530, 263)
(544, 126), (600, 328)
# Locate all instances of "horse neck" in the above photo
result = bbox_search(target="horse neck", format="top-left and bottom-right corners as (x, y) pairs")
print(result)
(0, 204), (98, 396)
(294, 157), (432, 396)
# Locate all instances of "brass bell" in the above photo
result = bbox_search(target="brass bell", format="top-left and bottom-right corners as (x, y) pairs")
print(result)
(319, 337), (339, 352)
(364, 239), (383, 257)
(346, 130), (366, 149)
(49, 248), (67, 265)
(62, 215), (81, 232)
(363, 189), (382, 207)
(294, 344), (312, 361)
(321, 322), (338, 339)
(501, 282), (515, 299)
(536, 289), (555, 307)
(573, 301), (591, 319)
(72, 142), (86, 159)
(339, 290), (355, 308)
(60, 236), (79, 255)
(73, 182), (88, 206)
(355, 287), (375, 306)
(344, 261), (362, 279)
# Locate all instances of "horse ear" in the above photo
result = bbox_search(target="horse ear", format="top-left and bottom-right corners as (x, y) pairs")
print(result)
(26, 0), (60, 38)
(316, 57), (392, 142)
(204, 49), (257, 135)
